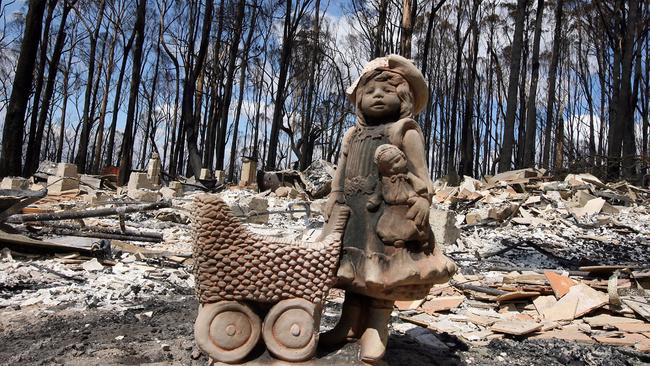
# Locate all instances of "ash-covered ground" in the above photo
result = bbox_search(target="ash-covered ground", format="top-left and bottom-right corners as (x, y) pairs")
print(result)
(2, 170), (650, 365)
(2, 296), (649, 366)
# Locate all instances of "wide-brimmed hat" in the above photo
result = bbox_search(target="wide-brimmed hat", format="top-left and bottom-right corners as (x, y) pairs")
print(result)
(346, 54), (429, 115)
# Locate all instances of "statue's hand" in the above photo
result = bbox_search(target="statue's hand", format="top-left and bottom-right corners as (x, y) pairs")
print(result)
(406, 196), (429, 227)
(324, 191), (345, 220)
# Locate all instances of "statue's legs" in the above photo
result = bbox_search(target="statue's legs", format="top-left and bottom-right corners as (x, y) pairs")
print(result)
(359, 298), (393, 364)
(319, 292), (365, 345)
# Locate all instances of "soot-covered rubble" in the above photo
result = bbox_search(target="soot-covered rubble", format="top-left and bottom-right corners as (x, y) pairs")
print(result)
(1, 161), (649, 365)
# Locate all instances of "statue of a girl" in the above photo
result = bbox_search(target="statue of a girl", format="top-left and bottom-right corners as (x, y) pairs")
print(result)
(320, 55), (457, 364)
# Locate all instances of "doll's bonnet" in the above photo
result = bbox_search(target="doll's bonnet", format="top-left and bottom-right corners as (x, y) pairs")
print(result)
(346, 54), (429, 115)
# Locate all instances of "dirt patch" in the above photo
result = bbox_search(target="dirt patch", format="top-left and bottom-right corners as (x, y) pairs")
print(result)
(2, 298), (648, 366)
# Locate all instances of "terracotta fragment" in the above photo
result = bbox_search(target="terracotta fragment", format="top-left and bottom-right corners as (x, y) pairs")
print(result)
(594, 333), (648, 347)
(544, 271), (577, 299)
(395, 299), (425, 311)
(491, 320), (543, 335)
(421, 296), (465, 314)
(583, 313), (643, 327)
(530, 328), (594, 344)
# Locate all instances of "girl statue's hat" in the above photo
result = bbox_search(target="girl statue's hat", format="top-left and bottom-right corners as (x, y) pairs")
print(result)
(346, 54), (429, 115)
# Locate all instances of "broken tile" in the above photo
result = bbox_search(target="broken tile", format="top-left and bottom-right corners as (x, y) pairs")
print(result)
(622, 297), (650, 322)
(495, 291), (540, 302)
(395, 298), (425, 311)
(421, 296), (465, 314)
(570, 197), (606, 217)
(463, 330), (494, 342)
(584, 314), (644, 328)
(614, 323), (650, 333)
(81, 258), (105, 272)
(491, 320), (542, 336)
(544, 271), (576, 299)
(530, 328), (595, 344)
(546, 284), (608, 320)
(541, 292), (578, 321)
(465, 312), (499, 327)
(533, 295), (558, 316)
(594, 333), (648, 347)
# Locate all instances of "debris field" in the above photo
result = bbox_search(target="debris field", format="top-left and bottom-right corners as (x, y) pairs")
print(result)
(1, 160), (650, 365)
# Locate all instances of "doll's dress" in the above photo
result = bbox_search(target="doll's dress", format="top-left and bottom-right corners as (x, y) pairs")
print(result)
(334, 118), (452, 301)
(376, 172), (428, 245)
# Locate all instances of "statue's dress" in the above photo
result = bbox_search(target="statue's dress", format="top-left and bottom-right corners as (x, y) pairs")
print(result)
(334, 118), (452, 301)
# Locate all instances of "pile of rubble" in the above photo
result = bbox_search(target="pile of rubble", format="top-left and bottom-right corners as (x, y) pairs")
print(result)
(0, 158), (325, 316)
(378, 168), (650, 353)
(434, 169), (650, 268)
(1, 159), (649, 359)
(390, 268), (650, 352)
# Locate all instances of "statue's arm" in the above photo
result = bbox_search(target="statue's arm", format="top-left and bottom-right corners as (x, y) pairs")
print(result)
(402, 129), (433, 228)
(325, 128), (353, 218)
(402, 129), (433, 201)
(331, 128), (353, 197)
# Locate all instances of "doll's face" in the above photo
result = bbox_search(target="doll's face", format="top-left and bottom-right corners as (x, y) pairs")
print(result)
(388, 152), (408, 173)
(359, 78), (401, 123)
(377, 146), (408, 175)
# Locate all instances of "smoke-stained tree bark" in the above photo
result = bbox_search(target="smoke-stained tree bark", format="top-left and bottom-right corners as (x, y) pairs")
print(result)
(215, 0), (246, 171)
(266, 0), (312, 171)
(74, 0), (106, 173)
(522, 0), (545, 168)
(399, 0), (415, 58)
(298, 0), (321, 171)
(26, 0), (74, 176)
(459, 0), (481, 177)
(499, 0), (527, 172)
(228, 4), (259, 181)
(24, 0), (57, 176)
(105, 17), (136, 168)
(0, 0), (47, 177)
(542, 0), (563, 169)
(181, 0), (214, 179)
(117, 0), (146, 185)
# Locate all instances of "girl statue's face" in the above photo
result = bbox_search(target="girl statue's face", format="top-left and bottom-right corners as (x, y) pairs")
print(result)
(359, 78), (401, 123)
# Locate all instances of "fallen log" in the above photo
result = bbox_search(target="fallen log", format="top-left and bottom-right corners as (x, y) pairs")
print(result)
(36, 227), (162, 243)
(0, 230), (110, 258)
(31, 222), (163, 240)
(486, 266), (591, 277)
(451, 282), (507, 296)
(4, 200), (171, 223)
(0, 189), (47, 220)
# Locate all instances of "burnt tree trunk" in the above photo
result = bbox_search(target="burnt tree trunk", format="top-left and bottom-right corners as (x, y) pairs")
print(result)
(459, 0), (480, 177)
(24, 0), (57, 176)
(0, 0), (47, 177)
(26, 1), (72, 175)
(181, 0), (214, 178)
(498, 0), (526, 172)
(542, 0), (563, 169)
(117, 0), (146, 185)
(215, 0), (246, 171)
(522, 0), (545, 168)
(74, 0), (106, 173)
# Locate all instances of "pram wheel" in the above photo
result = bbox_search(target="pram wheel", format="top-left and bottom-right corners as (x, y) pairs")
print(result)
(262, 298), (319, 362)
(194, 301), (261, 363)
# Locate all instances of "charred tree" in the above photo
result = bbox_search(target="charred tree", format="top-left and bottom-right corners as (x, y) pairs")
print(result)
(0, 0), (48, 177)
(117, 0), (146, 185)
(498, 0), (527, 172)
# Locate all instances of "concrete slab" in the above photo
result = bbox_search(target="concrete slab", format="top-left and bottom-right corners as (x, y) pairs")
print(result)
(128, 172), (153, 190)
(56, 163), (78, 178)
(47, 176), (79, 195)
(1, 177), (30, 190)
